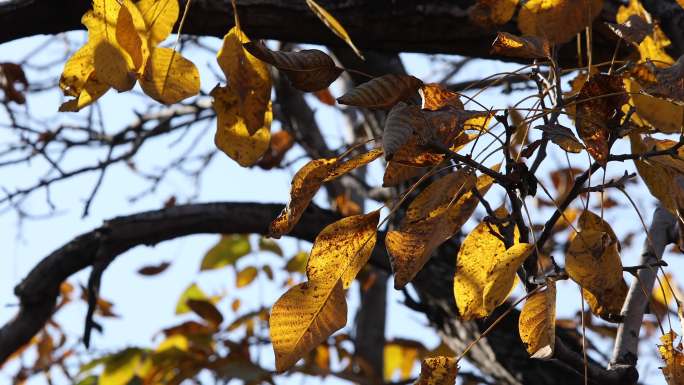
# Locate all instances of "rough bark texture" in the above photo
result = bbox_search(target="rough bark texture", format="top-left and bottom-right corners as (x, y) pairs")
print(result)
(3, 0), (683, 66)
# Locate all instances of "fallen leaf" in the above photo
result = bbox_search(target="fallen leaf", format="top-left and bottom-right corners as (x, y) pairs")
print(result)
(305, 0), (363, 59)
(337, 74), (423, 110)
(519, 279), (556, 359)
(244, 42), (342, 92)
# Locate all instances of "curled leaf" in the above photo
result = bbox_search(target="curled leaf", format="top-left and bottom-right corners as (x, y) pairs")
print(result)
(305, 0), (363, 59)
(337, 74), (423, 110)
(383, 102), (425, 160)
(244, 41), (342, 92)
(606, 14), (652, 46)
(659, 330), (684, 385)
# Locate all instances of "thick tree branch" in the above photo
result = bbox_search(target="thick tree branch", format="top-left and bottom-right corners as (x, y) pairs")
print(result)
(610, 205), (678, 367)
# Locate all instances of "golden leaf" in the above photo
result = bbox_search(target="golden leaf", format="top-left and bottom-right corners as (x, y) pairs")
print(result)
(324, 148), (384, 182)
(217, 26), (271, 135)
(566, 230), (627, 322)
(306, 210), (380, 289)
(617, 0), (674, 65)
(139, 47), (200, 104)
(414, 356), (458, 385)
(491, 32), (550, 59)
(270, 280), (347, 372)
(383, 162), (427, 187)
(578, 210), (619, 247)
(420, 83), (463, 111)
(388, 166), (498, 289)
(269, 158), (338, 238)
(454, 206), (519, 319)
(91, 0), (137, 92)
(659, 330), (684, 385)
(137, 0), (180, 47)
(469, 0), (519, 26)
(384, 340), (423, 381)
(236, 266), (258, 288)
(337, 74), (423, 110)
(519, 280), (556, 359)
(211, 85), (272, 167)
(535, 123), (584, 153)
(626, 78), (684, 134)
(244, 42), (342, 92)
(518, 0), (603, 44)
(482, 243), (534, 311)
(305, 0), (363, 59)
(115, 0), (149, 75)
(59, 74), (110, 112)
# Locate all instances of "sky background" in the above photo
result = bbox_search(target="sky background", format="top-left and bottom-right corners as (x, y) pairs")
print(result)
(0, 28), (681, 385)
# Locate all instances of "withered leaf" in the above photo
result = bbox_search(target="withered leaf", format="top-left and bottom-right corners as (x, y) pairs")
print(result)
(414, 356), (458, 385)
(243, 41), (342, 92)
(0, 63), (28, 104)
(518, 0), (604, 45)
(257, 130), (295, 170)
(420, 83), (463, 111)
(519, 279), (556, 359)
(337, 74), (423, 110)
(137, 261), (171, 276)
(305, 0), (363, 59)
(383, 102), (425, 160)
(659, 330), (684, 385)
(469, 0), (519, 27)
(642, 55), (684, 105)
(491, 32), (551, 59)
(606, 14), (652, 46)
(535, 124), (584, 153)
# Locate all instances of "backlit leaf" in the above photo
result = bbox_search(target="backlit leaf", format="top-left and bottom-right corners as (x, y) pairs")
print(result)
(211, 85), (272, 167)
(305, 0), (363, 59)
(99, 348), (143, 385)
(519, 279), (556, 359)
(482, 243), (534, 311)
(286, 251), (309, 273)
(383, 162), (427, 187)
(566, 230), (627, 322)
(414, 356), (458, 385)
(137, 0), (180, 47)
(139, 47), (200, 104)
(518, 0), (603, 44)
(201, 234), (251, 271)
(175, 283), (209, 314)
(491, 32), (550, 59)
(641, 55), (684, 105)
(626, 78), (684, 134)
(337, 74), (423, 110)
(244, 41), (342, 92)
(617, 0), (674, 65)
(659, 330), (684, 385)
(115, 0), (149, 75)
(535, 123), (584, 153)
(469, 0), (518, 26)
(259, 237), (283, 256)
(270, 280), (346, 372)
(420, 83), (463, 111)
(324, 148), (384, 182)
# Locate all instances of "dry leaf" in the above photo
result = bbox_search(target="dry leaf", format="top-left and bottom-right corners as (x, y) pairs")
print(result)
(535, 124), (584, 153)
(257, 130), (295, 170)
(469, 0), (519, 27)
(519, 279), (556, 359)
(420, 83), (463, 111)
(137, 0), (179, 47)
(137, 262), (171, 276)
(383, 162), (427, 187)
(642, 55), (684, 105)
(387, 166), (498, 289)
(305, 0), (363, 59)
(482, 243), (534, 311)
(566, 230), (627, 322)
(617, 0), (674, 65)
(324, 148), (383, 181)
(212, 85), (272, 167)
(140, 47), (200, 104)
(337, 74), (423, 110)
(606, 14), (652, 46)
(576, 74), (627, 165)
(244, 42), (342, 92)
(186, 299), (224, 328)
(659, 330), (684, 385)
(491, 32), (551, 59)
(518, 0), (604, 44)
(269, 158), (337, 238)
(626, 78), (684, 134)
(0, 63), (28, 104)
(414, 356), (458, 385)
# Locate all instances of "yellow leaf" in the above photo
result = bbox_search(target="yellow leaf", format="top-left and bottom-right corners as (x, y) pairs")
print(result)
(175, 283), (208, 314)
(269, 158), (338, 238)
(60, 35), (97, 98)
(387, 166), (498, 289)
(305, 0), (363, 59)
(212, 85), (272, 167)
(626, 78), (684, 134)
(306, 210), (379, 289)
(617, 0), (674, 65)
(519, 280), (556, 359)
(454, 206), (520, 319)
(59, 74), (110, 112)
(140, 47), (200, 104)
(382, 162), (426, 187)
(578, 210), (619, 247)
(482, 243), (534, 311)
(324, 148), (384, 182)
(566, 230), (627, 322)
(490, 32), (550, 59)
(414, 356), (458, 385)
(217, 26), (271, 135)
(137, 0), (180, 47)
(270, 280), (347, 372)
(384, 341), (422, 381)
(518, 0), (603, 44)
(100, 348), (142, 385)
(659, 330), (684, 385)
(236, 266), (258, 288)
(469, 0), (519, 26)
(116, 0), (150, 74)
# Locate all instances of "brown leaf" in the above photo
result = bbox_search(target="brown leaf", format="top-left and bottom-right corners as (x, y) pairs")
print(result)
(382, 162), (426, 187)
(337, 74), (423, 110)
(469, 0), (519, 27)
(137, 261), (171, 276)
(383, 102), (425, 160)
(313, 88), (336, 106)
(0, 63), (28, 104)
(576, 74), (627, 165)
(658, 330), (684, 385)
(606, 14), (652, 46)
(187, 299), (224, 328)
(420, 83), (463, 111)
(518, 0), (604, 44)
(414, 356), (458, 385)
(243, 41), (342, 92)
(535, 124), (584, 153)
(519, 280), (556, 359)
(324, 147), (384, 182)
(257, 130), (295, 170)
(642, 55), (684, 105)
(491, 32), (551, 59)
